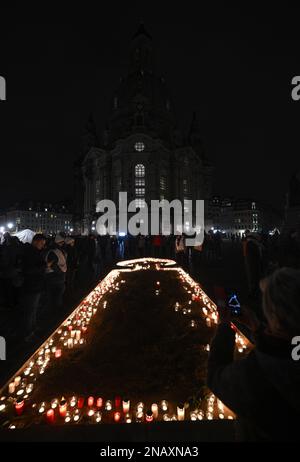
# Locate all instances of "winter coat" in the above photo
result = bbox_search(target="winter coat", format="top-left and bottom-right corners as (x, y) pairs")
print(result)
(207, 323), (300, 441)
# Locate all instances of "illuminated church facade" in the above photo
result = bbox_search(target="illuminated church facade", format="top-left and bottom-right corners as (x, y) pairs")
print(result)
(74, 25), (213, 235)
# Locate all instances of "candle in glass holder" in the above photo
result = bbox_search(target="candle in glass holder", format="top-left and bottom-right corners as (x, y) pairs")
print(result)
(105, 400), (113, 411)
(75, 330), (81, 341)
(122, 399), (130, 413)
(15, 399), (25, 416)
(151, 403), (159, 419)
(67, 339), (74, 349)
(206, 317), (212, 328)
(65, 412), (72, 423)
(59, 398), (67, 418)
(190, 412), (198, 421)
(26, 384), (34, 394)
(161, 400), (168, 412)
(55, 349), (62, 359)
(73, 410), (81, 422)
(51, 399), (59, 409)
(14, 377), (21, 387)
(70, 396), (77, 408)
(114, 412), (121, 423)
(78, 397), (85, 409)
(70, 330), (76, 339)
(198, 410), (204, 420)
(146, 411), (154, 423)
(46, 409), (55, 424)
(88, 396), (94, 408)
(95, 411), (102, 423)
(177, 404), (185, 421)
(0, 404), (6, 413)
(137, 402), (144, 413)
(136, 411), (144, 422)
(8, 383), (16, 394)
(96, 398), (103, 409)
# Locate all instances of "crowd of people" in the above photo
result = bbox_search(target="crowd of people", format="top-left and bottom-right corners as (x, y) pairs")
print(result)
(1, 227), (300, 441)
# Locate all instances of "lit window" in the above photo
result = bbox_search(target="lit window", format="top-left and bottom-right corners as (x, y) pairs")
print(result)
(135, 199), (146, 209)
(135, 142), (145, 153)
(135, 188), (145, 197)
(135, 178), (145, 187)
(135, 164), (145, 178)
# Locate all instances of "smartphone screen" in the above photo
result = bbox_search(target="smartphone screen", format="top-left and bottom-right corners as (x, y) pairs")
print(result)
(228, 294), (241, 316)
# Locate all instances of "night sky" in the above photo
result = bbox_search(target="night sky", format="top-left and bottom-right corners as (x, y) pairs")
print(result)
(0, 5), (299, 211)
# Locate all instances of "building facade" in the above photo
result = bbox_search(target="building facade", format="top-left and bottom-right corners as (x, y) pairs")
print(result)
(4, 202), (73, 235)
(75, 25), (213, 235)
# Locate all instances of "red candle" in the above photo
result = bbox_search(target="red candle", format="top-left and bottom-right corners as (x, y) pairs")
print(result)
(59, 398), (67, 418)
(146, 411), (154, 423)
(96, 398), (103, 409)
(46, 409), (55, 424)
(78, 397), (85, 409)
(114, 412), (121, 423)
(15, 399), (25, 416)
(68, 325), (73, 332)
(88, 397), (94, 407)
(55, 349), (62, 359)
(115, 396), (122, 408)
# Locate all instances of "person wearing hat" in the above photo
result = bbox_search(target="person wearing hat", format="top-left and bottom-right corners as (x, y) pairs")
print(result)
(45, 234), (67, 314)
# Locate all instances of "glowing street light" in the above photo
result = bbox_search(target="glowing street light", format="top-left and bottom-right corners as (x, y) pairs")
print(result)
(7, 223), (14, 230)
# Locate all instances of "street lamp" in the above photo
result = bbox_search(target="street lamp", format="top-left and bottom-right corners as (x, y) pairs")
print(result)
(7, 223), (14, 230)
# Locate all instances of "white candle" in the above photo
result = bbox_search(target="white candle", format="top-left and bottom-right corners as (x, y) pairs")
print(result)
(151, 403), (159, 419)
(14, 377), (21, 387)
(75, 330), (81, 341)
(67, 339), (74, 349)
(161, 400), (168, 412)
(8, 383), (16, 394)
(122, 399), (130, 413)
(177, 405), (185, 421)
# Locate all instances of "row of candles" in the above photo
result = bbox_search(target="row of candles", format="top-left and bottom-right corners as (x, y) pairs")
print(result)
(0, 269), (123, 421)
(0, 394), (234, 425)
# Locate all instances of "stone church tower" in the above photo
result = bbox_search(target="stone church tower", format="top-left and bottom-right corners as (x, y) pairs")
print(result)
(76, 24), (213, 234)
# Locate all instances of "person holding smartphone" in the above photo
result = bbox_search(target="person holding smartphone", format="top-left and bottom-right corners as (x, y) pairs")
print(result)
(207, 268), (300, 442)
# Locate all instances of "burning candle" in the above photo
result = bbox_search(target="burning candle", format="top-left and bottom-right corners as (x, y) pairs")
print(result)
(55, 349), (62, 359)
(190, 412), (198, 421)
(114, 412), (121, 423)
(137, 402), (144, 413)
(73, 410), (81, 422)
(95, 412), (102, 423)
(75, 330), (81, 341)
(206, 317), (212, 328)
(59, 398), (67, 418)
(8, 383), (16, 394)
(78, 397), (85, 409)
(161, 400), (168, 412)
(26, 384), (34, 394)
(0, 403), (6, 413)
(15, 399), (25, 416)
(70, 330), (76, 339)
(146, 411), (154, 423)
(136, 411), (144, 422)
(105, 400), (113, 411)
(51, 399), (59, 409)
(96, 398), (103, 409)
(67, 339), (74, 349)
(177, 404), (185, 421)
(88, 397), (94, 408)
(70, 396), (77, 408)
(65, 412), (72, 423)
(151, 403), (159, 419)
(198, 410), (204, 420)
(122, 399), (130, 413)
(14, 377), (21, 387)
(46, 409), (55, 424)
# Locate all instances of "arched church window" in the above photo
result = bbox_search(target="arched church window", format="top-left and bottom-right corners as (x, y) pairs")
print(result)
(135, 164), (146, 209)
(135, 164), (145, 178)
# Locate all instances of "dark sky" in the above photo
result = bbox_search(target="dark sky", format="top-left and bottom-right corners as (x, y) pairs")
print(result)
(0, 4), (299, 211)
